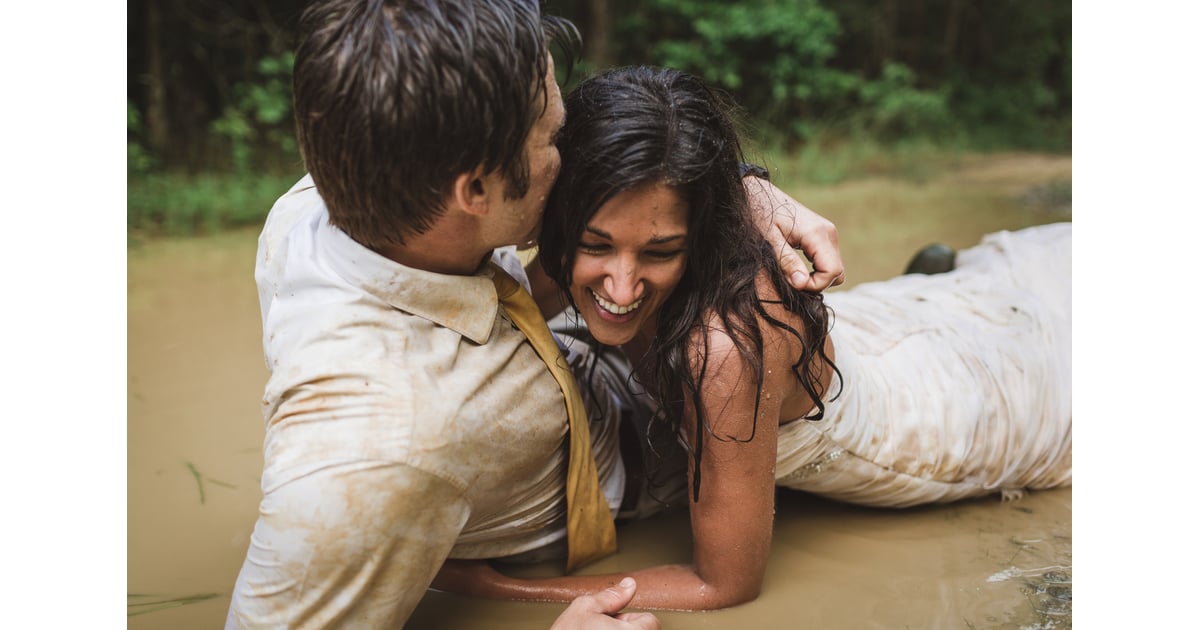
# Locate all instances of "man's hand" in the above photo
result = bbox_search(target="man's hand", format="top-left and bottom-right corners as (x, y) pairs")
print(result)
(745, 176), (846, 292)
(550, 578), (660, 630)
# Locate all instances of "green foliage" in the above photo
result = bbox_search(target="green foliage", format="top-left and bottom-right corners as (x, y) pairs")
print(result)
(127, 100), (156, 174)
(209, 53), (298, 174)
(595, 0), (1000, 147)
(129, 52), (303, 236)
(128, 171), (302, 237)
(853, 63), (952, 140)
(636, 0), (854, 142)
(127, 0), (1070, 237)
(828, 0), (1070, 150)
(768, 134), (956, 186)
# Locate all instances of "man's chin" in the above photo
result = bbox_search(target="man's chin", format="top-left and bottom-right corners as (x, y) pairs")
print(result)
(515, 225), (542, 250)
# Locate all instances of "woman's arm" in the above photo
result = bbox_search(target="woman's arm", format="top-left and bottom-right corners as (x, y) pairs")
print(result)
(431, 559), (711, 610)
(432, 318), (796, 611)
(667, 321), (788, 608)
(433, 568), (660, 628)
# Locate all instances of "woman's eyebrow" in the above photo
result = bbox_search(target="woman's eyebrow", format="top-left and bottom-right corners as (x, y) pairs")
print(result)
(648, 234), (686, 245)
(584, 225), (686, 244)
(584, 225), (612, 240)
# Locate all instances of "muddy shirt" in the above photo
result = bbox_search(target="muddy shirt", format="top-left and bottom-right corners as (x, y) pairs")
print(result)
(227, 176), (623, 629)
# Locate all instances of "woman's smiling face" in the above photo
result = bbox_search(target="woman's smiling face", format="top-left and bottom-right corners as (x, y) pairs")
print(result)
(568, 181), (689, 346)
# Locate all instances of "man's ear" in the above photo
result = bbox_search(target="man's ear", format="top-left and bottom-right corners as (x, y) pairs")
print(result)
(451, 165), (493, 218)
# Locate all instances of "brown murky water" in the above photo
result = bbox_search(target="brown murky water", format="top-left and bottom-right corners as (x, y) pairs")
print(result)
(128, 153), (1071, 628)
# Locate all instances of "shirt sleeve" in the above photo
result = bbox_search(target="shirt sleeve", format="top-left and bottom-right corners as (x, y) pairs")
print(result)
(226, 461), (470, 629)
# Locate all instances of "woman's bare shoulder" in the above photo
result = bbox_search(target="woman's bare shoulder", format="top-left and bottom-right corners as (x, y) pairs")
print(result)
(686, 272), (803, 375)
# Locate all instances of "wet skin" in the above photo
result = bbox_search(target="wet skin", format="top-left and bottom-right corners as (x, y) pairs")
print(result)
(567, 181), (689, 347)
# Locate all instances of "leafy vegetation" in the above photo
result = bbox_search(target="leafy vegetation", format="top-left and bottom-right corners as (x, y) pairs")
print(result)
(128, 171), (302, 238)
(127, 0), (1070, 237)
(209, 53), (297, 175)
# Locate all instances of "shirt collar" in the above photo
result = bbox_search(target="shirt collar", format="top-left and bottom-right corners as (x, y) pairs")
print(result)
(319, 213), (500, 345)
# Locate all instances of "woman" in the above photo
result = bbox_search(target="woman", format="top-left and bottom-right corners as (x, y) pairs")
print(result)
(437, 66), (1071, 611)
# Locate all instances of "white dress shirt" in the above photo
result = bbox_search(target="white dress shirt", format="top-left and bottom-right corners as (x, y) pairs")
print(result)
(227, 176), (623, 628)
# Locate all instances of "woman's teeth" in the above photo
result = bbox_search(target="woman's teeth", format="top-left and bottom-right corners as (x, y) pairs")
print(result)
(591, 289), (643, 315)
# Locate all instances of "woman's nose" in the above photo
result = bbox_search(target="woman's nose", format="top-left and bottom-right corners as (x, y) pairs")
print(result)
(603, 257), (644, 305)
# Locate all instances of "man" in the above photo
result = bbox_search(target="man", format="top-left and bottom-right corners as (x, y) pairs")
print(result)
(227, 1), (844, 627)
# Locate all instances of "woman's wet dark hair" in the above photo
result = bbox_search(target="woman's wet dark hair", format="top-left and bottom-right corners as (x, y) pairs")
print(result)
(540, 66), (839, 501)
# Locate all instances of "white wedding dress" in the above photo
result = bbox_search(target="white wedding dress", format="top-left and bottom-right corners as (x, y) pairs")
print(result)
(776, 223), (1072, 507)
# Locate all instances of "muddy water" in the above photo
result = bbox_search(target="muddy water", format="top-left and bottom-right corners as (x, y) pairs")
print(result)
(128, 154), (1071, 628)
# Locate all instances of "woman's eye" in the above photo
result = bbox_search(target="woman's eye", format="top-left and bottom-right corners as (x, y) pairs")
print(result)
(645, 250), (684, 260)
(578, 243), (609, 254)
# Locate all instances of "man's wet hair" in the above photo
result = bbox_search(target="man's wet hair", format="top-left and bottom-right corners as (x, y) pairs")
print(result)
(293, 0), (579, 247)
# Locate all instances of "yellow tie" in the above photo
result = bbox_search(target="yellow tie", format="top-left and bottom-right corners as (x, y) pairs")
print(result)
(489, 262), (618, 572)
